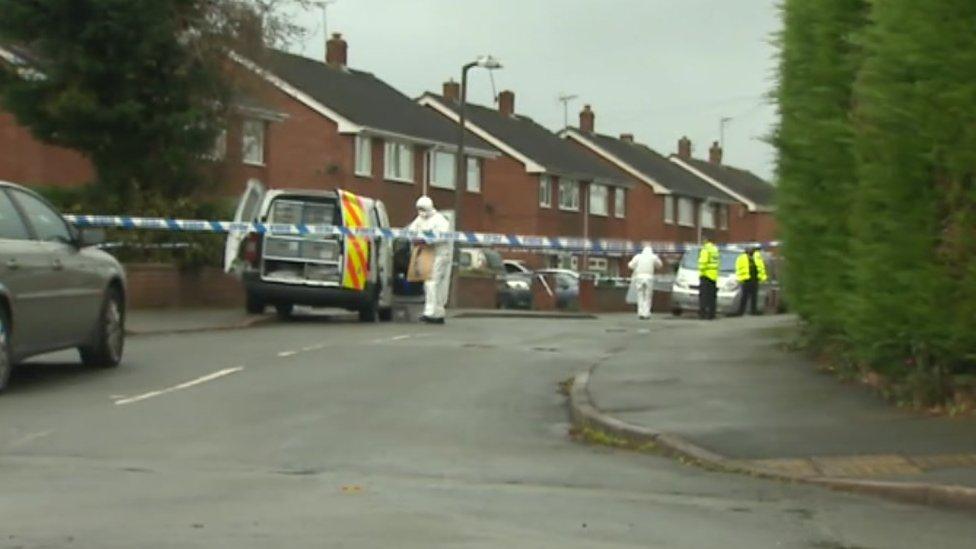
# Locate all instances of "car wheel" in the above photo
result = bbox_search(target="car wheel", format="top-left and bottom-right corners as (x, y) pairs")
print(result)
(80, 288), (125, 368)
(358, 299), (378, 323)
(246, 292), (266, 314)
(275, 303), (294, 320)
(378, 307), (393, 322)
(0, 307), (11, 393)
(671, 308), (683, 317)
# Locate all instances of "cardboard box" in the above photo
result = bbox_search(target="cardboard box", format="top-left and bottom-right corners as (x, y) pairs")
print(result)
(407, 246), (435, 282)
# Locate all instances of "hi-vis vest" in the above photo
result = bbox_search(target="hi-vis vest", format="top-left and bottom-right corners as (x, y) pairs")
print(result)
(338, 189), (370, 291)
(698, 242), (720, 281)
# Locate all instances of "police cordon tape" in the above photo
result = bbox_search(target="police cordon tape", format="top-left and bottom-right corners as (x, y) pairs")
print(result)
(64, 214), (778, 256)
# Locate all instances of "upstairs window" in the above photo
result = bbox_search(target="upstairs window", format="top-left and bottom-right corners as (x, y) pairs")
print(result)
(354, 135), (372, 176)
(558, 179), (580, 211)
(242, 119), (265, 166)
(677, 197), (695, 227)
(589, 184), (608, 216)
(664, 195), (674, 224)
(467, 157), (481, 193)
(701, 203), (716, 229)
(539, 176), (552, 207)
(384, 142), (414, 183)
(719, 204), (729, 230)
(614, 188), (626, 218)
(429, 150), (456, 189)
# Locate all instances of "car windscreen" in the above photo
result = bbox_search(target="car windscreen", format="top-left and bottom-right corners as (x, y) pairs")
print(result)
(680, 248), (739, 273)
(268, 198), (339, 226)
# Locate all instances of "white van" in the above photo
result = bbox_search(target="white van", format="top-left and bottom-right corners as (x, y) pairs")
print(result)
(225, 181), (394, 321)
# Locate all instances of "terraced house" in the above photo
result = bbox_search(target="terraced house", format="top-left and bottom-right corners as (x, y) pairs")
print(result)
(420, 86), (633, 273)
(561, 106), (737, 250)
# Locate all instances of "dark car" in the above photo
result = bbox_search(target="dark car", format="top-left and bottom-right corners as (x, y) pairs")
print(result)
(0, 181), (127, 392)
(535, 268), (580, 309)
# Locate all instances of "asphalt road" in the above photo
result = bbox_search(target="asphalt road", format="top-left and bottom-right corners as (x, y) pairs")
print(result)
(0, 314), (973, 548)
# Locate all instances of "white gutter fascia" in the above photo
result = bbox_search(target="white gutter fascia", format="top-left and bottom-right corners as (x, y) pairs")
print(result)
(419, 96), (547, 174)
(560, 129), (670, 195)
(230, 51), (362, 134)
(669, 156), (761, 212)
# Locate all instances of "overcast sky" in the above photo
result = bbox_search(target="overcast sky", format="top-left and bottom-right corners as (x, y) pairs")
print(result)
(286, 0), (780, 180)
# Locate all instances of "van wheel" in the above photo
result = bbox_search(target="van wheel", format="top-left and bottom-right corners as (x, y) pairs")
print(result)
(246, 293), (266, 314)
(671, 308), (683, 317)
(378, 307), (393, 322)
(80, 288), (125, 368)
(0, 308), (11, 393)
(275, 303), (294, 320)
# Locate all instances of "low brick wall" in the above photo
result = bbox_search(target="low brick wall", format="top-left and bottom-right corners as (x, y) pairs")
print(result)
(125, 263), (244, 309)
(578, 278), (673, 314)
(455, 275), (498, 309)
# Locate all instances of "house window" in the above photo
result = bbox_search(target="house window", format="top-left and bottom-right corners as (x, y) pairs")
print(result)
(384, 141), (414, 182)
(354, 135), (372, 176)
(614, 188), (626, 218)
(701, 202), (716, 229)
(558, 179), (580, 211)
(664, 195), (675, 224)
(539, 176), (552, 207)
(429, 150), (456, 189)
(207, 128), (227, 161)
(719, 204), (729, 230)
(467, 157), (481, 193)
(677, 197), (695, 227)
(589, 184), (608, 216)
(241, 119), (265, 166)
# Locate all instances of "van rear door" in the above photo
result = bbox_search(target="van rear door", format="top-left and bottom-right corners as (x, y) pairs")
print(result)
(224, 179), (265, 273)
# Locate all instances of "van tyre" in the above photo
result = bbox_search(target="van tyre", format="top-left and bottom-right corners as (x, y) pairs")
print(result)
(0, 307), (11, 393)
(671, 308), (683, 317)
(378, 307), (393, 322)
(245, 293), (266, 314)
(275, 303), (294, 320)
(81, 288), (124, 368)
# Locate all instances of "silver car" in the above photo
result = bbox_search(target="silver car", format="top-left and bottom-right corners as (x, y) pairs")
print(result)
(0, 181), (126, 392)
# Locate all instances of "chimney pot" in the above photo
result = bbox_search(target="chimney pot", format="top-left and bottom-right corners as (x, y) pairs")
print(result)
(677, 136), (692, 160)
(579, 105), (595, 134)
(498, 90), (515, 117)
(326, 32), (347, 67)
(620, 133), (634, 143)
(709, 141), (723, 165)
(443, 79), (460, 102)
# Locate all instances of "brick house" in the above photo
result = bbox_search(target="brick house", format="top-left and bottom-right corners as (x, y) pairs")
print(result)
(670, 139), (777, 243)
(0, 45), (96, 188)
(560, 106), (735, 255)
(222, 34), (496, 227)
(419, 86), (633, 273)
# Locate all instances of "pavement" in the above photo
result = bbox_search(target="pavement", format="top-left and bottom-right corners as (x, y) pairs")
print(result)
(1, 314), (975, 547)
(575, 314), (976, 508)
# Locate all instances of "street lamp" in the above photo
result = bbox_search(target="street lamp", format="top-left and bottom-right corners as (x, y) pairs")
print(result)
(450, 55), (501, 307)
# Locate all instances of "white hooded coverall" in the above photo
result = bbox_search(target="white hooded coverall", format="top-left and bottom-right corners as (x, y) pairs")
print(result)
(408, 197), (453, 319)
(628, 246), (662, 319)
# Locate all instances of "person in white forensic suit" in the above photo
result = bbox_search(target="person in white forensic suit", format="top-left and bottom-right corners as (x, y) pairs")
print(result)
(627, 246), (662, 320)
(407, 196), (452, 324)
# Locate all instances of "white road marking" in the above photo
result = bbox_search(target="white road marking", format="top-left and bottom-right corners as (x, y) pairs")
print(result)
(278, 350), (299, 357)
(6, 430), (52, 448)
(113, 367), (244, 406)
(301, 344), (326, 352)
(391, 335), (412, 341)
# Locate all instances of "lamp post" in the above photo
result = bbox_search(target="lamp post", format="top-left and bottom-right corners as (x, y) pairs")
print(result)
(450, 55), (501, 307)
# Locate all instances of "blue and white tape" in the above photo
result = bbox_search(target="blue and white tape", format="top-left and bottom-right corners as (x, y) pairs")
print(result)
(65, 214), (777, 256)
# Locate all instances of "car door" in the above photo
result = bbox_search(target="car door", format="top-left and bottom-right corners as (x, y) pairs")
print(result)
(9, 189), (102, 347)
(225, 179), (266, 273)
(0, 188), (51, 356)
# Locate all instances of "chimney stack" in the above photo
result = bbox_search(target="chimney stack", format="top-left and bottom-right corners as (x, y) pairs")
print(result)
(709, 141), (723, 165)
(620, 133), (634, 143)
(443, 79), (460, 103)
(498, 90), (515, 117)
(677, 136), (692, 160)
(326, 32), (347, 67)
(579, 105), (595, 134)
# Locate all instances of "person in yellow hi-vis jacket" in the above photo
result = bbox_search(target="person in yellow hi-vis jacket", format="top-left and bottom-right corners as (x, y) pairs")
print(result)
(697, 237), (720, 320)
(734, 246), (767, 316)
